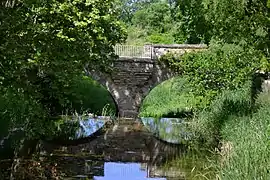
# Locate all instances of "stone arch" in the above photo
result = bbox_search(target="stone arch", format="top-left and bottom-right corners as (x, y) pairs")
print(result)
(136, 61), (177, 113)
(84, 68), (120, 117)
(85, 60), (177, 118)
(82, 44), (207, 118)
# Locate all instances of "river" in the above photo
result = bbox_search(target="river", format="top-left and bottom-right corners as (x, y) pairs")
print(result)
(0, 119), (217, 179)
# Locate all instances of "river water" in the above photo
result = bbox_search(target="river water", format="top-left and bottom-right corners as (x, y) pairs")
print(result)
(0, 119), (217, 179)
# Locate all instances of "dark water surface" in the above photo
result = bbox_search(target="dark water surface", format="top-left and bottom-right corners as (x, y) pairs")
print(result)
(0, 119), (217, 179)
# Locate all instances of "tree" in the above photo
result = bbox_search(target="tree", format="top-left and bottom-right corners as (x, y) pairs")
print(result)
(0, 0), (126, 178)
(0, 0), (126, 114)
(118, 0), (160, 24)
(172, 0), (210, 44)
(203, 0), (269, 53)
(132, 1), (171, 32)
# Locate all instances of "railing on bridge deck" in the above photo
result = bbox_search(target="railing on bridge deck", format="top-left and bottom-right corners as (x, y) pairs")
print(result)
(114, 44), (207, 59)
(114, 44), (153, 59)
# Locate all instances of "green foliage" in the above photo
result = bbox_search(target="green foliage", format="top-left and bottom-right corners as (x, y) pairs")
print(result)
(146, 32), (174, 44)
(190, 82), (253, 147)
(219, 91), (270, 179)
(160, 43), (262, 105)
(203, 0), (270, 51)
(66, 75), (116, 115)
(118, 0), (160, 24)
(132, 2), (171, 33)
(123, 1), (178, 45)
(174, 0), (210, 44)
(125, 26), (148, 45)
(0, 0), (125, 157)
(139, 77), (201, 118)
(0, 0), (125, 114)
(125, 26), (176, 45)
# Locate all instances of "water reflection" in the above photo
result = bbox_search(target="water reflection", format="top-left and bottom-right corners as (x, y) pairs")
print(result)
(94, 162), (166, 180)
(1, 120), (216, 179)
(52, 116), (108, 143)
(38, 130), (215, 180)
(74, 117), (105, 140)
(141, 117), (193, 144)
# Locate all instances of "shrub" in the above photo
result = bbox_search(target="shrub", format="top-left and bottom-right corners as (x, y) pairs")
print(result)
(160, 42), (263, 106)
(190, 81), (254, 147)
(146, 33), (174, 44)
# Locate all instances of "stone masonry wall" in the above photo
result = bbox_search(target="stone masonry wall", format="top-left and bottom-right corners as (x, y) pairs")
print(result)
(86, 44), (207, 118)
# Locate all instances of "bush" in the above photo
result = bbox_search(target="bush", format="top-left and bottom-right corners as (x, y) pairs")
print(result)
(160, 42), (263, 106)
(0, 88), (46, 158)
(146, 33), (174, 44)
(190, 81), (254, 147)
(66, 75), (116, 115)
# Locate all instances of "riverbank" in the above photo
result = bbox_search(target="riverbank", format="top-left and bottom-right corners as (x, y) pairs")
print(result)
(218, 91), (270, 179)
(140, 77), (270, 178)
(0, 75), (116, 158)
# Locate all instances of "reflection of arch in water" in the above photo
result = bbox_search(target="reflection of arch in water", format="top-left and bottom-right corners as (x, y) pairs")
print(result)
(145, 135), (187, 164)
(141, 117), (193, 145)
(143, 136), (190, 179)
(139, 76), (194, 145)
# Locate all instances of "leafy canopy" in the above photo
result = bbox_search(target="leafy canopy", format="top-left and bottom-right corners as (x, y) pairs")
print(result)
(0, 0), (126, 138)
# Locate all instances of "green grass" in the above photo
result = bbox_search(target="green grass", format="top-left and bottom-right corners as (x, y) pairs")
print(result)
(139, 77), (200, 118)
(140, 77), (270, 179)
(190, 81), (254, 147)
(189, 81), (270, 179)
(217, 91), (270, 179)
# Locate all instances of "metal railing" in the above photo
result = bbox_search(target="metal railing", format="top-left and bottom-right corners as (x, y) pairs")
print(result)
(114, 45), (153, 59)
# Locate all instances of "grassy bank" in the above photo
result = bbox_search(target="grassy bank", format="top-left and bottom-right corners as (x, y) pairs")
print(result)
(218, 91), (270, 179)
(140, 77), (270, 178)
(139, 77), (200, 118)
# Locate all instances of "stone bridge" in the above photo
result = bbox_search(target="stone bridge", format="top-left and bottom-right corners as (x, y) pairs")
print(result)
(86, 44), (207, 118)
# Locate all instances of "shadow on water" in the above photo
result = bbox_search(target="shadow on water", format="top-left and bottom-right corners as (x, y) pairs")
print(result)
(0, 117), (217, 180)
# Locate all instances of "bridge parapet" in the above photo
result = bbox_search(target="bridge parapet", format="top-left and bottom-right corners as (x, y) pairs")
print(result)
(114, 45), (153, 59)
(152, 44), (207, 59)
(115, 44), (207, 59)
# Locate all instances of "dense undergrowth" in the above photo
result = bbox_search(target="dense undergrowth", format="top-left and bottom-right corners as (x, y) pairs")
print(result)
(140, 76), (270, 179)
(0, 75), (116, 158)
(218, 91), (270, 179)
(66, 75), (116, 115)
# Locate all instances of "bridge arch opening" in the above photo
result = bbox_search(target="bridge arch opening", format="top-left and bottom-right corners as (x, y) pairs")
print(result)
(69, 75), (119, 117)
(139, 76), (194, 118)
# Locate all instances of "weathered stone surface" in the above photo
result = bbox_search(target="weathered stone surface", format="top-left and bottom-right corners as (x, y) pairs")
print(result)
(86, 45), (207, 118)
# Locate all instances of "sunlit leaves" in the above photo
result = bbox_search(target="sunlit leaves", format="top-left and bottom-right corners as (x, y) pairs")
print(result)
(0, 0), (126, 140)
(161, 43), (262, 106)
